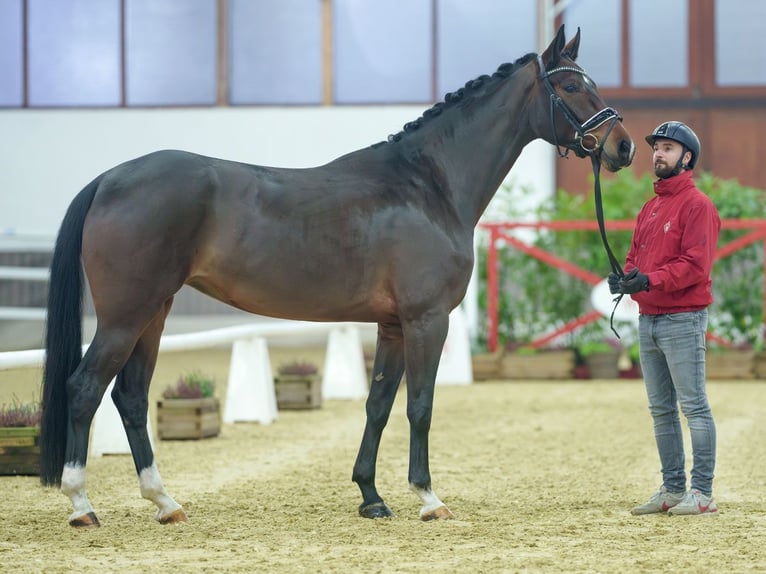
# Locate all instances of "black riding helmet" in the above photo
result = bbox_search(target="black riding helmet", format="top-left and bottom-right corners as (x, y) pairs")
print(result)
(645, 121), (701, 169)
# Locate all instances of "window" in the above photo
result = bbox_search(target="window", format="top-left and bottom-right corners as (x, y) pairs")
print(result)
(436, 0), (536, 97)
(229, 0), (322, 105)
(27, 0), (121, 107)
(715, 0), (766, 86)
(333, 0), (432, 104)
(0, 0), (23, 106)
(125, 0), (217, 106)
(563, 0), (621, 88)
(629, 0), (688, 87)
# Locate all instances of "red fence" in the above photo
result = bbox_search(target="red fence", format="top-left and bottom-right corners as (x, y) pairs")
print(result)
(479, 219), (766, 352)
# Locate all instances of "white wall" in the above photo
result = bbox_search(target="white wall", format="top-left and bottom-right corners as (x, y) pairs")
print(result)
(0, 106), (553, 241)
(1, 106), (554, 345)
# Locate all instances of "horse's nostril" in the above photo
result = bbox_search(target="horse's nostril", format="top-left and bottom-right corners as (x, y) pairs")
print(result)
(619, 139), (635, 164)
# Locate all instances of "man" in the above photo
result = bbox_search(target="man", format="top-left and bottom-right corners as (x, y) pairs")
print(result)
(609, 121), (721, 516)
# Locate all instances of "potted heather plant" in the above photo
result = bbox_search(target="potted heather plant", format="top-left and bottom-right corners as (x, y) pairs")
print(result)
(274, 360), (322, 410)
(156, 371), (220, 440)
(0, 398), (41, 475)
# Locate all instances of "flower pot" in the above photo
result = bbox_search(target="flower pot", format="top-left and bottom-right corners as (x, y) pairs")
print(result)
(584, 350), (620, 379)
(156, 397), (221, 440)
(0, 427), (40, 475)
(274, 374), (322, 409)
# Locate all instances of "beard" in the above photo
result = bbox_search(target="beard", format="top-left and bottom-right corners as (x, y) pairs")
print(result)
(654, 161), (675, 179)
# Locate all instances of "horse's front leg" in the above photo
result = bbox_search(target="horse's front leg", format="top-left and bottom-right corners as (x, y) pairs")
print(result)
(403, 311), (454, 521)
(353, 324), (405, 518)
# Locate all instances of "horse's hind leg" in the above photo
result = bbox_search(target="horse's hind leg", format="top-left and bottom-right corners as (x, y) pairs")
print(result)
(353, 323), (405, 518)
(111, 298), (187, 524)
(61, 327), (147, 527)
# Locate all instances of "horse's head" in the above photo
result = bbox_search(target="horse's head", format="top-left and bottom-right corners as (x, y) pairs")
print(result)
(530, 25), (635, 172)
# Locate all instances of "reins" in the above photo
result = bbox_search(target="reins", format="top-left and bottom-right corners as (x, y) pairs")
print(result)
(590, 154), (628, 338)
(537, 55), (627, 337)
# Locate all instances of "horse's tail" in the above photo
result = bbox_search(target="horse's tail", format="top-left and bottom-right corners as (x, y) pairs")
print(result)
(40, 175), (102, 487)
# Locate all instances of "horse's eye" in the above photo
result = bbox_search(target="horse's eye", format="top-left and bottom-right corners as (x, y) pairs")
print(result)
(563, 83), (579, 93)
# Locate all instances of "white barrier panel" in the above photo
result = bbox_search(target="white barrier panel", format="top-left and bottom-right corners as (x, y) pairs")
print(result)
(90, 379), (154, 457)
(0, 307), (47, 320)
(322, 326), (368, 400)
(0, 320), (377, 371)
(224, 337), (278, 424)
(0, 266), (49, 280)
(435, 307), (473, 386)
(0, 347), (46, 370)
(590, 279), (639, 326)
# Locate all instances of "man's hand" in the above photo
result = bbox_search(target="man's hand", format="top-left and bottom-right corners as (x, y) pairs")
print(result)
(607, 273), (621, 294)
(620, 268), (650, 294)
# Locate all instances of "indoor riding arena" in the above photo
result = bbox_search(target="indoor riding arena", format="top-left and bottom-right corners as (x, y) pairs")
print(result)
(0, 347), (764, 572)
(3, 2), (766, 573)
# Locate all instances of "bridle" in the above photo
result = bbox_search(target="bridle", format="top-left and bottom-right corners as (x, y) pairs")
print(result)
(536, 55), (622, 159)
(537, 55), (629, 336)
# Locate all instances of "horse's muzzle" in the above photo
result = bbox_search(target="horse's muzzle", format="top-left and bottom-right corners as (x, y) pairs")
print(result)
(602, 137), (635, 172)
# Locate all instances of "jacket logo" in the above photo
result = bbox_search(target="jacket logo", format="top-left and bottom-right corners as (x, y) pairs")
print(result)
(664, 221), (671, 233)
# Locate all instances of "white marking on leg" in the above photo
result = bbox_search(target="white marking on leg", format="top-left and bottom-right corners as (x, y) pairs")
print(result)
(61, 463), (95, 521)
(139, 463), (182, 521)
(409, 483), (446, 517)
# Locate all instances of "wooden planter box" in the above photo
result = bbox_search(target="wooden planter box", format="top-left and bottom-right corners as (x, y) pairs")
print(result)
(471, 351), (503, 381)
(156, 398), (221, 440)
(0, 427), (40, 476)
(500, 349), (575, 380)
(706, 350), (755, 380)
(753, 351), (766, 379)
(274, 374), (322, 410)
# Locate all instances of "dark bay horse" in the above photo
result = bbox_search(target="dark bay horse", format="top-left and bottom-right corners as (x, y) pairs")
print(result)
(40, 25), (634, 527)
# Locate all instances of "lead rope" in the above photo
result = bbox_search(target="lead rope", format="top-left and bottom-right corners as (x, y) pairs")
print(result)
(590, 154), (627, 338)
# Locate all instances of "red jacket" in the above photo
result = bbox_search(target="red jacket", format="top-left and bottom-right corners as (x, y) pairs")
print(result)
(625, 170), (721, 315)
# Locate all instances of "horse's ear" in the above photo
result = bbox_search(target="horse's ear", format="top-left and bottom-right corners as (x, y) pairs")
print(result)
(541, 24), (567, 70)
(563, 27), (581, 61)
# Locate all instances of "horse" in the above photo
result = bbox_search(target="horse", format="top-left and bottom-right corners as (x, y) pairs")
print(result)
(40, 25), (635, 528)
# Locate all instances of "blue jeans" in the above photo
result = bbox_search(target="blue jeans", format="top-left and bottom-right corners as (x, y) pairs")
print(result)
(638, 310), (716, 495)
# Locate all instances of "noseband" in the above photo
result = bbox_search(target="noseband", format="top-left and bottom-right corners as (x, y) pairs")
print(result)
(537, 56), (628, 337)
(537, 55), (622, 159)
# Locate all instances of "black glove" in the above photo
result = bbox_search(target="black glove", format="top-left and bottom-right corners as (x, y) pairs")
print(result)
(620, 268), (650, 294)
(607, 272), (621, 294)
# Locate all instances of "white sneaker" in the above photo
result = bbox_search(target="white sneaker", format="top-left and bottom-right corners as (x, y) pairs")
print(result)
(667, 489), (719, 516)
(630, 486), (685, 515)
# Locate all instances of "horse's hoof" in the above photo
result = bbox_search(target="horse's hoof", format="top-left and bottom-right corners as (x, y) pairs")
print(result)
(69, 512), (101, 528)
(359, 501), (394, 519)
(158, 508), (189, 525)
(420, 505), (454, 521)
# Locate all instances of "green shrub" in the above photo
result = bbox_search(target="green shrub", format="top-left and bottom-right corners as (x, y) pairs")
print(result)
(698, 173), (766, 349)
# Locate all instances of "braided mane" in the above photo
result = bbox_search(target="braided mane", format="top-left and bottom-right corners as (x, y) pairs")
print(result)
(383, 52), (537, 144)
